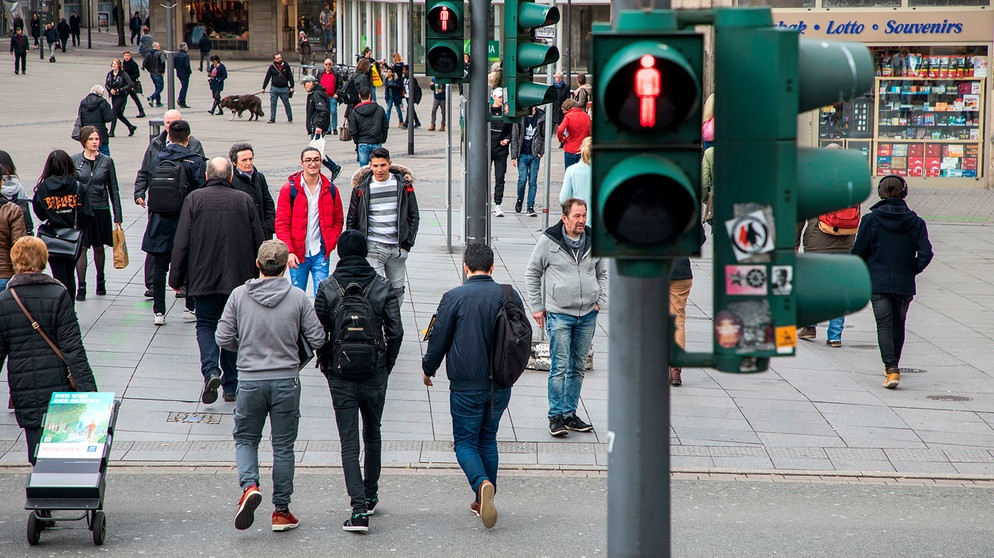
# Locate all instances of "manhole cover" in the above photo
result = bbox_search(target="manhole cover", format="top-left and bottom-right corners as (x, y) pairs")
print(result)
(166, 412), (224, 424)
(900, 367), (927, 374)
(848, 344), (878, 350)
(925, 395), (973, 402)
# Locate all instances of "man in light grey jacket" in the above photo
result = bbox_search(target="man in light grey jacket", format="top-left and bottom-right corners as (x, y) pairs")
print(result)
(216, 239), (325, 533)
(525, 198), (608, 438)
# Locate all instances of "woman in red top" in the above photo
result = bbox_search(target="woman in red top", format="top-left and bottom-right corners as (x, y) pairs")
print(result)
(556, 98), (591, 171)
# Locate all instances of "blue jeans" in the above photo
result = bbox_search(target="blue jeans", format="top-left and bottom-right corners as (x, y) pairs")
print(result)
(357, 143), (383, 166)
(386, 96), (404, 125)
(178, 76), (189, 105)
(98, 144), (110, 157)
(547, 311), (598, 418)
(327, 374), (388, 513)
(827, 316), (845, 342)
(0, 278), (8, 290)
(322, 28), (333, 51)
(192, 294), (238, 395)
(270, 86), (292, 121)
(233, 378), (301, 508)
(329, 97), (339, 131)
(149, 73), (164, 104)
(450, 387), (511, 495)
(289, 252), (329, 296)
(564, 151), (581, 170)
(516, 153), (540, 209)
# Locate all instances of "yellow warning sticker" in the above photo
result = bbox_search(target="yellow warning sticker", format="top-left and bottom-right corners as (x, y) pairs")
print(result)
(775, 325), (797, 353)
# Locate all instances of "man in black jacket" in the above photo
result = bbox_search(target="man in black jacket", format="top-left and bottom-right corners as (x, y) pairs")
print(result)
(314, 230), (403, 534)
(175, 43), (192, 108)
(489, 96), (512, 217)
(130, 12), (142, 44)
(9, 28), (29, 75)
(198, 31), (212, 71)
(261, 53), (295, 123)
(143, 42), (166, 107)
(170, 157), (264, 405)
(302, 75), (329, 139)
(229, 142), (276, 238)
(348, 87), (388, 166)
(141, 120), (205, 327)
(69, 11), (81, 46)
(422, 243), (523, 530)
(56, 18), (70, 52)
(122, 51), (147, 118)
(346, 147), (418, 304)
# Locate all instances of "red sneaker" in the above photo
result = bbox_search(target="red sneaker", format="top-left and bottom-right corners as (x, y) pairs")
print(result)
(234, 485), (262, 530)
(272, 509), (299, 531)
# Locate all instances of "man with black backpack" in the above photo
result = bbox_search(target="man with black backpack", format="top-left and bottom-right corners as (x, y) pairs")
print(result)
(140, 119), (205, 328)
(314, 229), (402, 534)
(422, 243), (526, 530)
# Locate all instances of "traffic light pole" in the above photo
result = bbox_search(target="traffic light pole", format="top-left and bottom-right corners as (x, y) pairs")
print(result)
(605, 2), (672, 557)
(464, 0), (489, 246)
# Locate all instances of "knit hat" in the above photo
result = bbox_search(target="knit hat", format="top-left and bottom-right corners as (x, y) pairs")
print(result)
(337, 229), (368, 258)
(257, 239), (289, 268)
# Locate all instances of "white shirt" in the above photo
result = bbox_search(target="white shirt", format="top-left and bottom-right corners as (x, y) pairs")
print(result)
(302, 177), (322, 257)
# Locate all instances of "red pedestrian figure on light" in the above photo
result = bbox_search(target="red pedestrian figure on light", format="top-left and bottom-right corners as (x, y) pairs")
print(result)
(635, 55), (660, 127)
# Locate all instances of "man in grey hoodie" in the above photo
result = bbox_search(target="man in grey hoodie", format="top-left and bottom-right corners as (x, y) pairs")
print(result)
(216, 239), (325, 533)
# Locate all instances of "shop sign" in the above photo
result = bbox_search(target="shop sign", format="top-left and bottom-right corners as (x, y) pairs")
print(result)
(772, 10), (994, 42)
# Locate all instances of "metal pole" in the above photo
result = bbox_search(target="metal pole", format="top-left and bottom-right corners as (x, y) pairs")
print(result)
(464, 0), (488, 246)
(86, 0), (91, 48)
(537, 13), (555, 343)
(407, 0), (414, 155)
(564, 0), (571, 87)
(446, 83), (453, 253)
(163, 2), (174, 110)
(605, 2), (671, 557)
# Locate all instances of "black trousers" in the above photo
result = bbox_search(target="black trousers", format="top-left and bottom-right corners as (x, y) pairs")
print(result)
(871, 293), (913, 371)
(110, 95), (133, 134)
(48, 257), (76, 301)
(327, 375), (388, 514)
(128, 89), (145, 115)
(25, 427), (43, 465)
(13, 52), (26, 73)
(491, 151), (508, 204)
(150, 251), (194, 314)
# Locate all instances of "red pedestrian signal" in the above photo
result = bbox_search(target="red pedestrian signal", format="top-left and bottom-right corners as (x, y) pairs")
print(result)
(429, 6), (452, 33)
(635, 55), (660, 128)
(425, 1), (464, 80)
(601, 43), (699, 133)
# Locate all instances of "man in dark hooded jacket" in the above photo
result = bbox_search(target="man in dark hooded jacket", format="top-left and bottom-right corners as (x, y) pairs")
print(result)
(302, 75), (329, 139)
(852, 174), (933, 390)
(78, 87), (115, 156)
(348, 87), (388, 167)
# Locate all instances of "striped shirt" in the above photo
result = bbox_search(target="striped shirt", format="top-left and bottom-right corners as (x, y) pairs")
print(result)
(367, 177), (399, 245)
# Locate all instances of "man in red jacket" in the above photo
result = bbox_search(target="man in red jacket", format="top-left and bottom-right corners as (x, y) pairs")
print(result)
(556, 98), (591, 171)
(274, 146), (344, 295)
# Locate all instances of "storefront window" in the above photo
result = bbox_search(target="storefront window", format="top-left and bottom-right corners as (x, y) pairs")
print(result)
(183, 0), (249, 51)
(908, 0), (989, 5)
(297, 0), (335, 54)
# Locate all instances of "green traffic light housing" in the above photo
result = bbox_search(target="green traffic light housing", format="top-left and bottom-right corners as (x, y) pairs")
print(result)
(425, 0), (464, 80)
(503, 0), (561, 116)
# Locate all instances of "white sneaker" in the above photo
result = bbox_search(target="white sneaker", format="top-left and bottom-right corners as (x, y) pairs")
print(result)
(492, 204), (504, 217)
(182, 309), (196, 322)
(154, 313), (166, 326)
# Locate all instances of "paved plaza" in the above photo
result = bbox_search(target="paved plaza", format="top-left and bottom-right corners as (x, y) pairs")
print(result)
(3, 33), (994, 476)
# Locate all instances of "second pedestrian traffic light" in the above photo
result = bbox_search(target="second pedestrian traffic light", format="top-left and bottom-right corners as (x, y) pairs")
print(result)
(503, 0), (560, 116)
(590, 11), (703, 277)
(425, 0), (464, 81)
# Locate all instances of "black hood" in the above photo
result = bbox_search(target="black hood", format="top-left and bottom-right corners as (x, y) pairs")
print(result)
(869, 198), (920, 233)
(333, 256), (379, 286)
(352, 101), (380, 117)
(81, 93), (106, 110)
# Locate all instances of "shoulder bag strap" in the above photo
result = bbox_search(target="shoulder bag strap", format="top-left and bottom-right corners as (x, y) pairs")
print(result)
(10, 288), (77, 389)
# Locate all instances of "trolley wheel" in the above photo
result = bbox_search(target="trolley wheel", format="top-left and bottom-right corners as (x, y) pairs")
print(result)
(92, 511), (106, 546)
(26, 512), (41, 546)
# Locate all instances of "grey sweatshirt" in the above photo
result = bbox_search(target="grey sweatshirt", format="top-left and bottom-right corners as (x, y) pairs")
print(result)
(525, 224), (608, 317)
(216, 277), (326, 380)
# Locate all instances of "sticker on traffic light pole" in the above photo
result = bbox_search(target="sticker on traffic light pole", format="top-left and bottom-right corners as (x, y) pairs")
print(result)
(727, 300), (775, 353)
(725, 265), (767, 296)
(770, 265), (793, 296)
(725, 208), (774, 262)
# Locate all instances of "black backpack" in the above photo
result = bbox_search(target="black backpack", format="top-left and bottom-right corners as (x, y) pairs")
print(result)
(339, 76), (360, 106)
(146, 158), (188, 215)
(329, 281), (383, 378)
(490, 284), (533, 388)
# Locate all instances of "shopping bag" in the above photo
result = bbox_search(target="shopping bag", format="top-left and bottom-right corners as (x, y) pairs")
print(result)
(112, 224), (129, 269)
(308, 137), (326, 158)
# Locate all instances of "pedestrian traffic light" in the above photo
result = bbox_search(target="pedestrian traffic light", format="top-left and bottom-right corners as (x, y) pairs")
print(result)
(425, 0), (464, 81)
(590, 10), (703, 278)
(707, 7), (873, 372)
(503, 0), (560, 117)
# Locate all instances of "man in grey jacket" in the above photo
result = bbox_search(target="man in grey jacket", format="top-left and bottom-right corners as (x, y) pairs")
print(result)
(525, 198), (607, 438)
(216, 239), (325, 533)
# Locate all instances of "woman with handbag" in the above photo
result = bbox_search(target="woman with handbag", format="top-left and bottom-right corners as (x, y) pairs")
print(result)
(105, 58), (138, 138)
(32, 150), (89, 299)
(72, 126), (122, 301)
(77, 85), (114, 156)
(207, 54), (228, 115)
(0, 236), (98, 465)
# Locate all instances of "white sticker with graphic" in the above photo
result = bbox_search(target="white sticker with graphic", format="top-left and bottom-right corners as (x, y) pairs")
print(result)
(725, 210), (775, 262)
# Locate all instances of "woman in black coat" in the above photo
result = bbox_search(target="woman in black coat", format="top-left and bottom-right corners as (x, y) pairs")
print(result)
(30, 13), (40, 46)
(72, 126), (122, 301)
(105, 58), (137, 137)
(32, 150), (90, 298)
(0, 236), (97, 465)
(78, 85), (114, 156)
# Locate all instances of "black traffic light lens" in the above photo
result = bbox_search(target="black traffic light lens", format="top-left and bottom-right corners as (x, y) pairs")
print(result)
(427, 6), (459, 34)
(603, 55), (698, 132)
(603, 177), (696, 246)
(427, 47), (459, 74)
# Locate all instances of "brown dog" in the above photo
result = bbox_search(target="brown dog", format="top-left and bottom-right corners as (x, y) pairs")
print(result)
(219, 94), (265, 121)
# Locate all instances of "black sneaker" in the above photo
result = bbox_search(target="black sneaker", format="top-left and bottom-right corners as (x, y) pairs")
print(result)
(549, 416), (568, 437)
(144, 289), (153, 298)
(527, 207), (538, 217)
(563, 414), (594, 432)
(343, 513), (369, 533)
(202, 373), (221, 404)
(364, 495), (378, 515)
(514, 200), (523, 213)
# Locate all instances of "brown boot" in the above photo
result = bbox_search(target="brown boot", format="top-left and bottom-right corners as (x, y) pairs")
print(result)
(439, 124), (445, 132)
(669, 367), (682, 386)
(428, 124), (435, 131)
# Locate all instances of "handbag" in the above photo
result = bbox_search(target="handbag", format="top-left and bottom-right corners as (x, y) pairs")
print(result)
(339, 119), (352, 142)
(71, 116), (82, 141)
(112, 223), (129, 269)
(9, 288), (78, 391)
(37, 183), (84, 261)
(134, 79), (143, 95)
(371, 63), (383, 87)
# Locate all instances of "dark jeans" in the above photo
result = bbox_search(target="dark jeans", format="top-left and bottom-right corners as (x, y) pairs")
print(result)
(564, 151), (581, 170)
(327, 374), (388, 514)
(25, 427), (43, 465)
(149, 73), (164, 104)
(450, 387), (511, 495)
(491, 152), (508, 204)
(871, 293), (913, 370)
(178, 76), (190, 105)
(234, 378), (301, 507)
(110, 95), (133, 134)
(404, 99), (420, 127)
(14, 52), (26, 73)
(199, 52), (210, 71)
(48, 257), (76, 301)
(192, 294), (238, 395)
